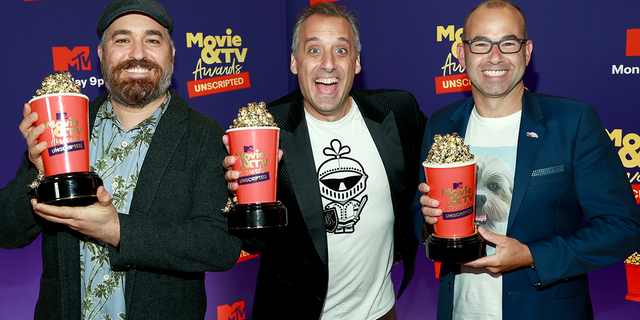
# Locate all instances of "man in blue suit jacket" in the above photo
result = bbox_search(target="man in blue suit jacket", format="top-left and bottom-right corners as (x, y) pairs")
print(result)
(412, 1), (640, 319)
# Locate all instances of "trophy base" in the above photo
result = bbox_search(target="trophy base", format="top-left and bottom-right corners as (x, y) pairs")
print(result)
(228, 201), (287, 236)
(36, 172), (103, 207)
(425, 230), (486, 263)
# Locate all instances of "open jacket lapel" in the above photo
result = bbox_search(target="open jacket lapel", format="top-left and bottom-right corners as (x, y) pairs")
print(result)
(353, 93), (405, 215)
(278, 94), (328, 266)
(130, 90), (188, 216)
(507, 91), (545, 234)
(447, 98), (475, 138)
(443, 93), (545, 235)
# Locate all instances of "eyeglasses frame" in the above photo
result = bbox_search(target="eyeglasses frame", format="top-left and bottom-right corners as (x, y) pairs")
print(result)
(462, 38), (528, 54)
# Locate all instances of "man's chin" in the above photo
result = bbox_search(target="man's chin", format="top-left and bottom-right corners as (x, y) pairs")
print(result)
(110, 84), (161, 108)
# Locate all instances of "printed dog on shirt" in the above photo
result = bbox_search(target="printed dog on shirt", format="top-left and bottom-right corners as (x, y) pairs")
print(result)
(475, 154), (513, 235)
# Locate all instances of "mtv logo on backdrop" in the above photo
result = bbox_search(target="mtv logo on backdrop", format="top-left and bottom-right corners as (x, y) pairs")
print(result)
(310, 0), (339, 5)
(626, 29), (640, 57)
(52, 47), (91, 71)
(217, 301), (245, 320)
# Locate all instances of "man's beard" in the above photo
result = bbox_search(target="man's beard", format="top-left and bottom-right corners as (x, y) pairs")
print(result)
(102, 57), (174, 108)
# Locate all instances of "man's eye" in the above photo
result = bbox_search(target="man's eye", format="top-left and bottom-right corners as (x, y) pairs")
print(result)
(336, 48), (347, 54)
(309, 48), (320, 54)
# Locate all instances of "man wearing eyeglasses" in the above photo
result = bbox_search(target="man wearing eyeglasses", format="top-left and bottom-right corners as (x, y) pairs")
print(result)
(412, 1), (640, 319)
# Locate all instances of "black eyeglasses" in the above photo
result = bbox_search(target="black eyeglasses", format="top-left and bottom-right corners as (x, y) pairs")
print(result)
(462, 39), (528, 54)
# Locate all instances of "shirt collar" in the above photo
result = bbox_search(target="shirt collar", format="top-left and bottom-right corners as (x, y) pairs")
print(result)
(95, 91), (171, 132)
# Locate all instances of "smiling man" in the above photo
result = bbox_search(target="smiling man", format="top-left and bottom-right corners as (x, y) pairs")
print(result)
(0, 0), (241, 319)
(412, 1), (640, 319)
(223, 3), (426, 319)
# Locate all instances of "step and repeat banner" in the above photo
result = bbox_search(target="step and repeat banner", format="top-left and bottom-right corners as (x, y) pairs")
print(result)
(1, 0), (639, 319)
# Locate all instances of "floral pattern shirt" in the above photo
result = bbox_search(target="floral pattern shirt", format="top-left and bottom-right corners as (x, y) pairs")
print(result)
(80, 93), (170, 320)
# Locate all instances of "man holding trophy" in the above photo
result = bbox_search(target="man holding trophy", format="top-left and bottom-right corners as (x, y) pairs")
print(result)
(0, 0), (241, 319)
(413, 0), (640, 319)
(224, 3), (427, 319)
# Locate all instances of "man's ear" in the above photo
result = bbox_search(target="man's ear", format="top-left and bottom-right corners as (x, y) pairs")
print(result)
(457, 42), (466, 70)
(290, 52), (298, 75)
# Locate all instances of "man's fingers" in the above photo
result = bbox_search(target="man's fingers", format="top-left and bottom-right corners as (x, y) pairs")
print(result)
(478, 226), (498, 244)
(424, 215), (438, 225)
(32, 201), (76, 222)
(419, 183), (431, 194)
(223, 155), (236, 170)
(222, 134), (230, 153)
(96, 186), (113, 207)
(20, 109), (39, 139)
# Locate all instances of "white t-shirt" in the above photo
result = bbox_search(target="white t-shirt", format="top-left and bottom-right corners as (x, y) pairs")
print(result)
(306, 98), (395, 320)
(452, 107), (520, 320)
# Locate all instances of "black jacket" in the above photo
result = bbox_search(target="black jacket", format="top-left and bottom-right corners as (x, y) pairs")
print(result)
(247, 89), (427, 319)
(0, 89), (242, 319)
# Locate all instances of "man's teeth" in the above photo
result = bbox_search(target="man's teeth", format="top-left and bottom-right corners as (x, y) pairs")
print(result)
(125, 68), (150, 74)
(315, 78), (338, 84)
(484, 70), (507, 77)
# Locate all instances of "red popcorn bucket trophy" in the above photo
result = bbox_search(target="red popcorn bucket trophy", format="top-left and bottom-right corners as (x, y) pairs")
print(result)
(28, 72), (103, 206)
(225, 102), (287, 235)
(423, 134), (485, 263)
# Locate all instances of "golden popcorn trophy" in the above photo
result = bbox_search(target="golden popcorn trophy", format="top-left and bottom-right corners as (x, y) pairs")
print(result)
(423, 133), (485, 263)
(28, 72), (103, 206)
(224, 102), (287, 235)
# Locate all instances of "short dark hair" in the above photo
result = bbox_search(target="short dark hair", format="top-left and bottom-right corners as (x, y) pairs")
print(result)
(291, 2), (361, 56)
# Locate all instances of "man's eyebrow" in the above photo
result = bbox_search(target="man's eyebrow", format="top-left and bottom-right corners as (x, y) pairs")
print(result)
(146, 29), (164, 38)
(109, 29), (164, 38)
(303, 36), (352, 46)
(471, 34), (519, 41)
(110, 29), (132, 37)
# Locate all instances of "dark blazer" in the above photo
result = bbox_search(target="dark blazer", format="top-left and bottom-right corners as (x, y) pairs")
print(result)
(411, 90), (640, 320)
(0, 89), (242, 319)
(246, 89), (427, 319)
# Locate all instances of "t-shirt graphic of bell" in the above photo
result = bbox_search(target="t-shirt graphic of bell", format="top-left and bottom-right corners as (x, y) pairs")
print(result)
(318, 139), (369, 234)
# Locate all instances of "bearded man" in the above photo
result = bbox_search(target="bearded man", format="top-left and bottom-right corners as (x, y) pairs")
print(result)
(0, 1), (241, 319)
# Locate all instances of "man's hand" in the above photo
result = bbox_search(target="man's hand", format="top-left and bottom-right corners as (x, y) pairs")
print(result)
(19, 103), (47, 173)
(418, 183), (442, 225)
(31, 186), (121, 246)
(463, 227), (534, 273)
(222, 134), (283, 193)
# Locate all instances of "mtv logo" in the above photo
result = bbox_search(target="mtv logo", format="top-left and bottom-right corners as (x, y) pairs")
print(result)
(52, 47), (91, 71)
(56, 112), (68, 120)
(453, 182), (463, 189)
(310, 0), (339, 5)
(244, 146), (254, 152)
(217, 301), (245, 320)
(627, 29), (640, 57)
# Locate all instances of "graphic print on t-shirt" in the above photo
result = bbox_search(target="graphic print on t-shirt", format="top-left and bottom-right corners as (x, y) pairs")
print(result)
(318, 139), (369, 234)
(474, 153), (513, 236)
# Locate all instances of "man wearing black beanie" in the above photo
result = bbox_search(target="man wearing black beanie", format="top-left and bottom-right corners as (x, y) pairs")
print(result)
(1, 1), (241, 319)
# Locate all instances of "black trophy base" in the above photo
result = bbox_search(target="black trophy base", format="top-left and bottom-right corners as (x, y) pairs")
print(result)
(425, 231), (486, 263)
(228, 201), (287, 237)
(36, 172), (103, 207)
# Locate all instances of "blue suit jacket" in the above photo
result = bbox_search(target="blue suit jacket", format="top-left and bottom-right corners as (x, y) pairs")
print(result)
(411, 90), (640, 320)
